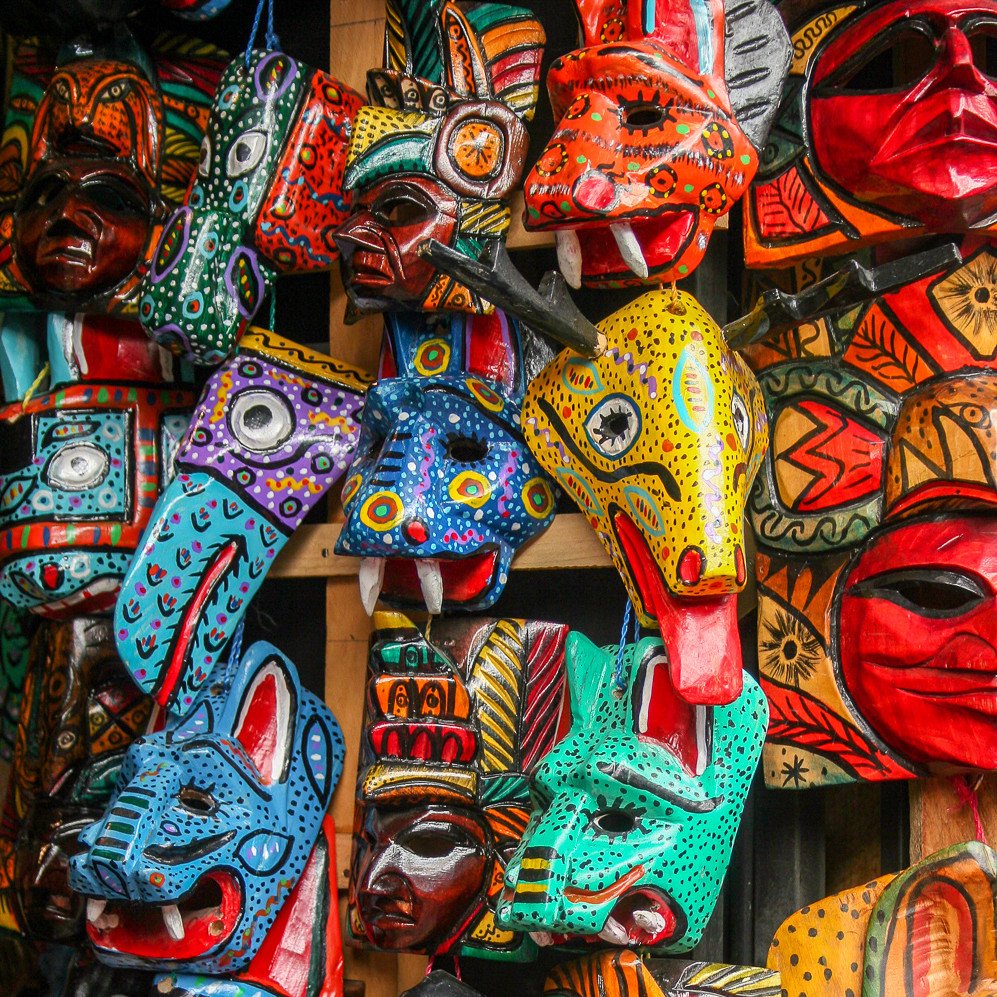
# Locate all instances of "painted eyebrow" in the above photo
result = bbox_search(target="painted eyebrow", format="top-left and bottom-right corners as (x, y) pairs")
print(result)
(597, 761), (724, 812)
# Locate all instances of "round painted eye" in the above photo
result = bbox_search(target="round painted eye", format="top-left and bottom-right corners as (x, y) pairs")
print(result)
(731, 393), (751, 450)
(46, 444), (109, 491)
(589, 808), (637, 835)
(230, 390), (295, 452)
(226, 130), (268, 178)
(584, 395), (641, 459)
(198, 135), (211, 178)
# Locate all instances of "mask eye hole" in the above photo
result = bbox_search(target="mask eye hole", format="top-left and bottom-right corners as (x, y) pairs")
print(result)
(401, 827), (476, 859)
(444, 434), (489, 463)
(198, 136), (211, 178)
(818, 24), (937, 93)
(178, 785), (218, 817)
(590, 808), (637, 835)
(226, 130), (268, 178)
(374, 196), (431, 227)
(731, 393), (751, 450)
(848, 568), (987, 618)
(620, 102), (666, 130)
(967, 20), (997, 79)
(229, 390), (295, 453)
(46, 443), (109, 491)
(584, 395), (641, 459)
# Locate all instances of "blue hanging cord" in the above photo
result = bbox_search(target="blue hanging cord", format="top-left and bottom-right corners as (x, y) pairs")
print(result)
(244, 0), (281, 68)
(228, 617), (246, 666)
(614, 599), (633, 695)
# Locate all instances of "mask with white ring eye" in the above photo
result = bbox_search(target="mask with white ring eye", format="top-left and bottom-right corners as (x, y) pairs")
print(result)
(731, 393), (751, 450)
(198, 135), (211, 178)
(46, 444), (110, 491)
(229, 390), (294, 452)
(585, 395), (642, 459)
(226, 130), (268, 179)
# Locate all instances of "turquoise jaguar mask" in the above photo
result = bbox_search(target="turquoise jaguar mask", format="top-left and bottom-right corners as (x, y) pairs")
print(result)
(497, 632), (766, 952)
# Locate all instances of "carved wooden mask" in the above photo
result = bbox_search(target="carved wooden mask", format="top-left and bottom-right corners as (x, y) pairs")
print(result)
(746, 0), (997, 266)
(746, 241), (997, 787)
(333, 0), (544, 315)
(349, 612), (567, 960)
(522, 0), (790, 288)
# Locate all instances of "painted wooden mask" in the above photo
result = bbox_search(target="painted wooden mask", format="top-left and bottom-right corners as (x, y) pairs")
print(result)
(768, 841), (997, 997)
(336, 311), (557, 614)
(349, 612), (567, 960)
(745, 242), (997, 787)
(497, 633), (766, 952)
(523, 289), (768, 704)
(114, 329), (369, 716)
(69, 641), (346, 980)
(544, 950), (780, 997)
(0, 314), (194, 618)
(1, 34), (225, 315)
(333, 0), (544, 316)
(746, 0), (997, 267)
(0, 616), (151, 943)
(140, 50), (363, 365)
(522, 0), (790, 288)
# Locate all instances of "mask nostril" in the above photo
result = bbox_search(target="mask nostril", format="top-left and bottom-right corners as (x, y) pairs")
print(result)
(678, 546), (704, 586)
(402, 518), (430, 545)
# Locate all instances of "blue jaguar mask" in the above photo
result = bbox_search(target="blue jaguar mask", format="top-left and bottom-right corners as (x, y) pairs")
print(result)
(69, 639), (345, 976)
(335, 310), (557, 613)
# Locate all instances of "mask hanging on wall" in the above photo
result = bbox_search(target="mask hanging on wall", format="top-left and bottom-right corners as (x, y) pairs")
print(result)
(745, 0), (997, 267)
(69, 640), (346, 995)
(335, 310), (557, 614)
(348, 611), (567, 961)
(522, 288), (768, 704)
(114, 328), (369, 716)
(333, 0), (545, 316)
(768, 840), (997, 997)
(140, 50), (364, 365)
(497, 632), (766, 952)
(0, 31), (226, 316)
(745, 241), (997, 787)
(521, 0), (791, 288)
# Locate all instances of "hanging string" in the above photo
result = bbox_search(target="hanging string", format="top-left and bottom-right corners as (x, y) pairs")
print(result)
(614, 599), (634, 695)
(952, 775), (989, 845)
(244, 0), (281, 68)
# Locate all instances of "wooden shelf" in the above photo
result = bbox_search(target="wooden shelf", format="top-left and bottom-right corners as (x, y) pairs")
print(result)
(271, 512), (610, 578)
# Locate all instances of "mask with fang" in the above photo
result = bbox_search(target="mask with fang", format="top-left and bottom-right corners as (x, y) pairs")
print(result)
(114, 328), (369, 717)
(139, 51), (363, 365)
(69, 640), (346, 976)
(349, 612), (568, 960)
(497, 632), (766, 952)
(746, 0), (997, 266)
(745, 241), (997, 787)
(333, 0), (544, 315)
(523, 0), (790, 288)
(336, 311), (557, 613)
(523, 289), (767, 704)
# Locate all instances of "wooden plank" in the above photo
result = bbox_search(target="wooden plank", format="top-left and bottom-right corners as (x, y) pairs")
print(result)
(910, 775), (997, 863)
(274, 513), (611, 577)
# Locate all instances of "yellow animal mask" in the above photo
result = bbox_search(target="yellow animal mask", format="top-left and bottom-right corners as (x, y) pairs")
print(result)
(523, 289), (767, 704)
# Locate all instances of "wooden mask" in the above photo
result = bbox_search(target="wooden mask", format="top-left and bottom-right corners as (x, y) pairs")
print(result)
(497, 633), (766, 952)
(745, 242), (997, 787)
(114, 329), (369, 716)
(336, 311), (557, 614)
(0, 34), (225, 315)
(140, 51), (363, 365)
(522, 0), (790, 288)
(768, 841), (997, 997)
(0, 314), (193, 618)
(333, 0), (544, 315)
(348, 611), (567, 960)
(544, 950), (779, 996)
(523, 289), (768, 704)
(69, 641), (346, 988)
(745, 0), (997, 267)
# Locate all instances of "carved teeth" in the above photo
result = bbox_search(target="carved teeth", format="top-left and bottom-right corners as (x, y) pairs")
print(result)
(633, 908), (668, 935)
(87, 898), (106, 923)
(162, 903), (185, 941)
(598, 915), (630, 945)
(358, 557), (385, 616)
(610, 222), (649, 279)
(415, 559), (444, 615)
(555, 230), (583, 289)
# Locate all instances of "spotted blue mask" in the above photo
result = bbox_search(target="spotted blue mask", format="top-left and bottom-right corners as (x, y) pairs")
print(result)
(335, 310), (557, 614)
(69, 639), (345, 976)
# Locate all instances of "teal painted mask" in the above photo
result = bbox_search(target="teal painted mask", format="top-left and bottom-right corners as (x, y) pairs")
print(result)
(497, 632), (766, 952)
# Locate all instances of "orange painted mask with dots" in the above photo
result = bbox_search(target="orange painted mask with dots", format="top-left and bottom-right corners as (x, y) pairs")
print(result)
(523, 0), (790, 288)
(523, 289), (768, 704)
